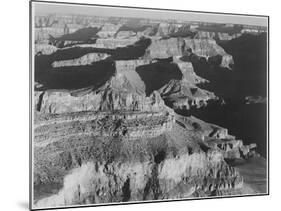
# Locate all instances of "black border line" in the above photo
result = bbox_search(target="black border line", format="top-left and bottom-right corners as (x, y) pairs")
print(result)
(267, 16), (270, 196)
(29, 1), (33, 210)
(29, 0), (270, 210)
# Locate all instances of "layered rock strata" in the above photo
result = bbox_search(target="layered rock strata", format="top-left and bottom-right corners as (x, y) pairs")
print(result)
(34, 102), (255, 208)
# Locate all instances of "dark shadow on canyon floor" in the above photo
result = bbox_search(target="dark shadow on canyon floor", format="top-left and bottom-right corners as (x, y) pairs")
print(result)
(136, 61), (183, 96)
(35, 60), (115, 91)
(176, 102), (267, 158)
(35, 37), (152, 91)
(178, 33), (268, 158)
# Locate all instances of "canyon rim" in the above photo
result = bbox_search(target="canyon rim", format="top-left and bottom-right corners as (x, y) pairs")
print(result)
(30, 1), (269, 210)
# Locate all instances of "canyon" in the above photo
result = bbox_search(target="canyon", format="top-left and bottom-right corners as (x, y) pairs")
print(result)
(33, 13), (268, 209)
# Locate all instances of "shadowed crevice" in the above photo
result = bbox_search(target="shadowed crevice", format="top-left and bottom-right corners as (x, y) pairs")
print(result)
(35, 60), (115, 91)
(49, 27), (101, 48)
(136, 61), (183, 96)
(122, 177), (131, 202)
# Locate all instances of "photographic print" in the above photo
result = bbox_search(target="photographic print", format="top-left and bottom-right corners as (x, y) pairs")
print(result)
(30, 1), (268, 210)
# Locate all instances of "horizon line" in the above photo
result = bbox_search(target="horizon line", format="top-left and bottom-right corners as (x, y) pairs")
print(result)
(33, 1), (268, 27)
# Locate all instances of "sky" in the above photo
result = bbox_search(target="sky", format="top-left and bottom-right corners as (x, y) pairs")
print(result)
(33, 1), (268, 27)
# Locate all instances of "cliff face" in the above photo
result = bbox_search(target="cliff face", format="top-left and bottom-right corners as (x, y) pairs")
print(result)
(97, 23), (121, 38)
(33, 16), (266, 209)
(34, 104), (252, 207)
(158, 79), (217, 110)
(35, 90), (166, 114)
(35, 150), (242, 207)
(157, 56), (217, 110)
(183, 38), (234, 69)
(146, 38), (184, 58)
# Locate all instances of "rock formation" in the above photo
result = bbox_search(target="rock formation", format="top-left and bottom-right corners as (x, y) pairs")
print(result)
(97, 23), (121, 38)
(35, 44), (58, 55)
(32, 14), (267, 209)
(51, 53), (110, 68)
(183, 38), (234, 69)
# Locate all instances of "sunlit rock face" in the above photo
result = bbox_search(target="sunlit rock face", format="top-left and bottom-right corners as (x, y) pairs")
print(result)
(173, 56), (207, 84)
(145, 37), (233, 69)
(94, 38), (139, 48)
(97, 23), (122, 38)
(146, 38), (184, 59)
(35, 44), (58, 55)
(183, 38), (234, 69)
(33, 13), (267, 209)
(35, 90), (167, 114)
(158, 56), (217, 110)
(51, 53), (110, 67)
(158, 79), (217, 110)
(156, 22), (194, 38)
(34, 109), (251, 207)
(194, 31), (241, 40)
(184, 39), (226, 57)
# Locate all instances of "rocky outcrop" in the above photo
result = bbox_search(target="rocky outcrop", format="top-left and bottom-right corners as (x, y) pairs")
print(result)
(115, 59), (152, 74)
(93, 38), (139, 49)
(173, 56), (207, 85)
(35, 44), (58, 55)
(194, 31), (216, 39)
(145, 37), (233, 69)
(97, 23), (121, 38)
(194, 31), (242, 40)
(155, 56), (217, 110)
(146, 38), (184, 59)
(206, 139), (257, 159)
(67, 38), (139, 49)
(116, 31), (137, 39)
(156, 23), (194, 38)
(51, 53), (110, 68)
(217, 32), (242, 41)
(35, 89), (167, 114)
(183, 38), (234, 69)
(157, 22), (176, 36)
(159, 79), (217, 110)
